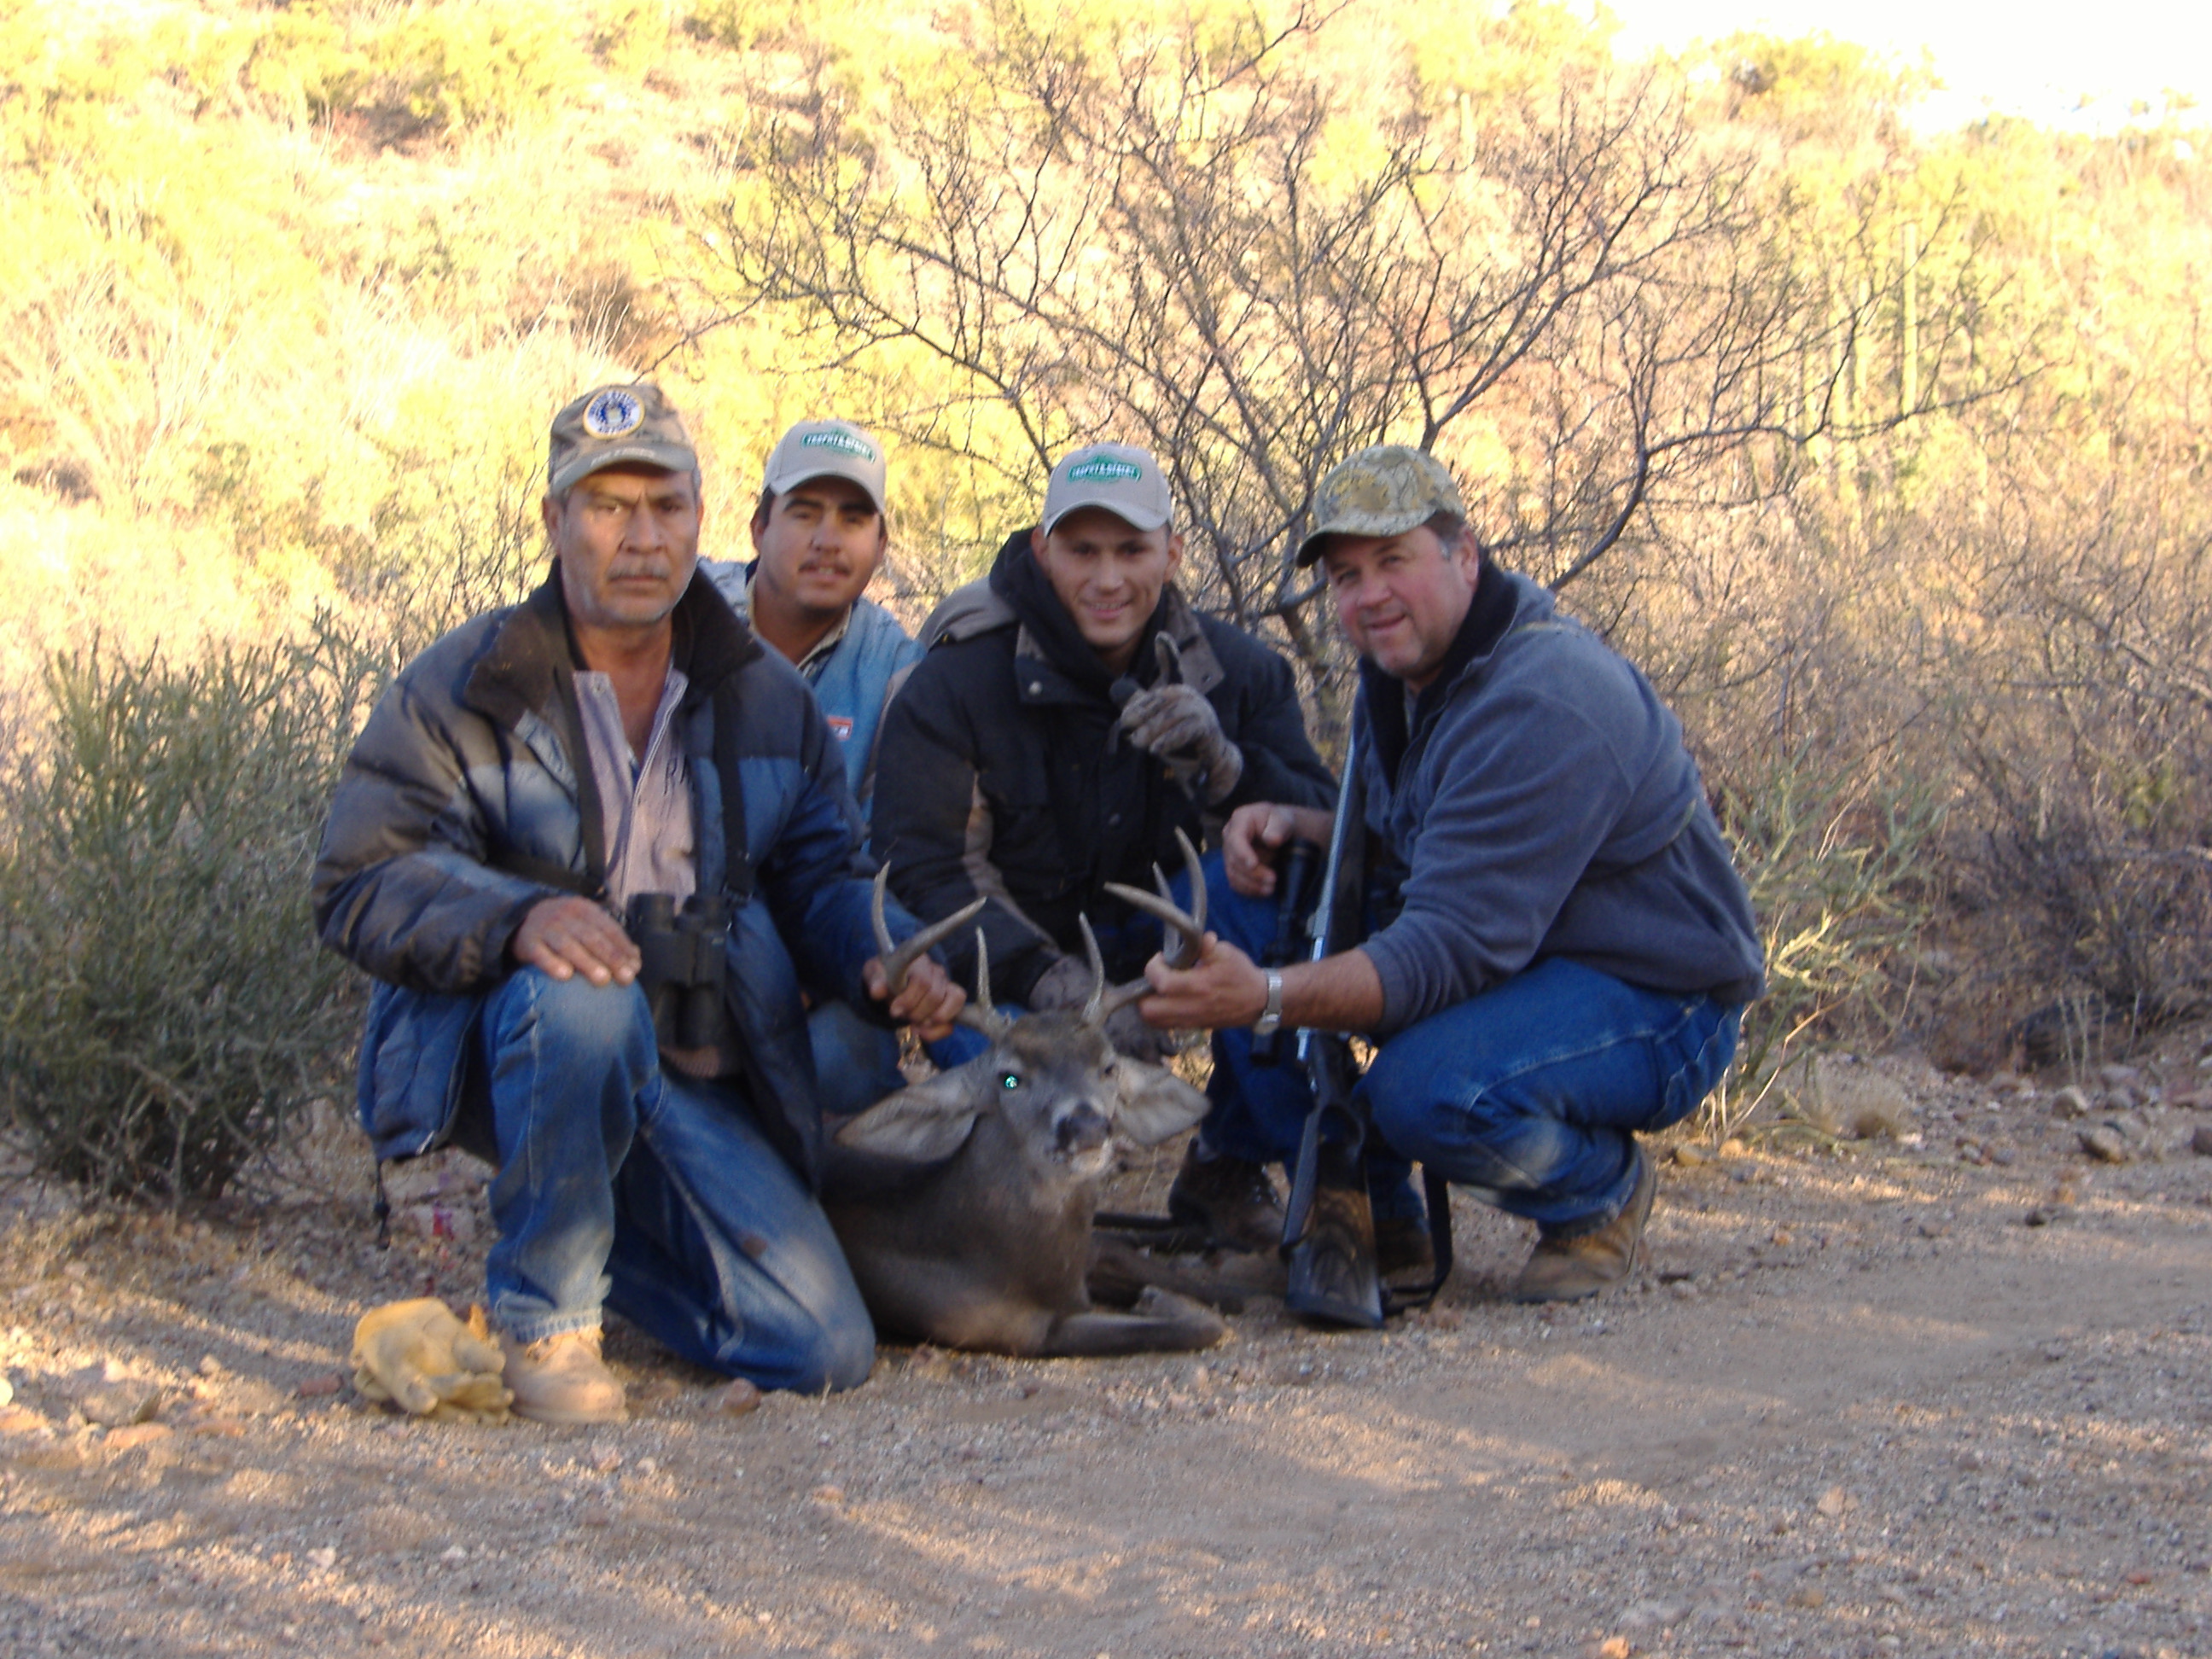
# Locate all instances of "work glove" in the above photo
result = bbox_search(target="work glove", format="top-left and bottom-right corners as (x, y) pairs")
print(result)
(352, 1299), (514, 1425)
(1027, 954), (1175, 1065)
(1118, 684), (1243, 806)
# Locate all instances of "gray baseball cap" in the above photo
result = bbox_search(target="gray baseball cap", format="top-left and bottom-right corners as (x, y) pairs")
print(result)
(1040, 442), (1173, 535)
(548, 382), (698, 495)
(1295, 445), (1467, 565)
(763, 418), (888, 515)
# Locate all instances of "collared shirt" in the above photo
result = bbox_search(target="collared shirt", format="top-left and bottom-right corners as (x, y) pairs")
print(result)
(737, 562), (853, 681)
(573, 667), (696, 912)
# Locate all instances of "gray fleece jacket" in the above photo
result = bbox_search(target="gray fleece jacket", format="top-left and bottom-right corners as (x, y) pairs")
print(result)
(1356, 568), (1763, 1033)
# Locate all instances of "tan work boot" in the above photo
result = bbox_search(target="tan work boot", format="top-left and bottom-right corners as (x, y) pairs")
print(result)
(1511, 1144), (1656, 1303)
(503, 1326), (627, 1425)
(1167, 1144), (1285, 1254)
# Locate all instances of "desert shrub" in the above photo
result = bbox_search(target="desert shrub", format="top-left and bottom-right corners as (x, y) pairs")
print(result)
(1704, 750), (1947, 1131)
(226, 0), (585, 136)
(0, 618), (398, 1202)
(595, 0), (672, 76)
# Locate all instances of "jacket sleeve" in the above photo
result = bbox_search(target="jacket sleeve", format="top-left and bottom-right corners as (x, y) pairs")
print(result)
(311, 667), (554, 995)
(1357, 678), (1639, 1034)
(869, 650), (1059, 1003)
(1212, 629), (1337, 815)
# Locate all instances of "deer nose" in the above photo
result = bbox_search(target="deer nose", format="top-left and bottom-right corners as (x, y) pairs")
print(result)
(1055, 1105), (1110, 1155)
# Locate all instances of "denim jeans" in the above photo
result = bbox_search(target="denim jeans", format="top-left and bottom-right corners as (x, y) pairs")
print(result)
(458, 968), (876, 1392)
(1199, 866), (1742, 1231)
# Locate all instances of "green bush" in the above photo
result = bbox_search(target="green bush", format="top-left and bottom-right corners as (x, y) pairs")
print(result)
(1705, 751), (1947, 1133)
(0, 620), (394, 1202)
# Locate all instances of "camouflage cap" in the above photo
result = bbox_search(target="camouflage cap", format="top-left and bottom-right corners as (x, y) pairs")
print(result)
(763, 417), (888, 515)
(548, 382), (698, 496)
(1295, 445), (1467, 566)
(1040, 441), (1173, 535)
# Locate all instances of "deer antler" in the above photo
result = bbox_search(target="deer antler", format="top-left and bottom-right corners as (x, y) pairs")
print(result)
(1084, 828), (1210, 1027)
(870, 868), (1010, 1040)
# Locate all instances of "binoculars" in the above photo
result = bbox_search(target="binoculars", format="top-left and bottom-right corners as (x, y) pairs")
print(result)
(626, 892), (731, 1051)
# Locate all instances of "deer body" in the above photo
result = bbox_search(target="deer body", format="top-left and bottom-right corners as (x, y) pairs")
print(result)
(824, 1013), (1227, 1358)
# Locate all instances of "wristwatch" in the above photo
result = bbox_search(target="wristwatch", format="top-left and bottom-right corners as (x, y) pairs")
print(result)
(1252, 968), (1284, 1038)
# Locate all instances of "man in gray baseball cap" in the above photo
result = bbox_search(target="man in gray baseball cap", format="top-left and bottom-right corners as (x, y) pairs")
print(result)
(697, 418), (919, 814)
(1139, 443), (1765, 1301)
(870, 439), (1336, 1246)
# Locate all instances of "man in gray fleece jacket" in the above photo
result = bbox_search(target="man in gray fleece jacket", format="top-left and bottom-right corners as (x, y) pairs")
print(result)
(1141, 446), (1763, 1300)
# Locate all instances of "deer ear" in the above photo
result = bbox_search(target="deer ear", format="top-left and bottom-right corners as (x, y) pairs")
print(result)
(835, 1069), (985, 1162)
(1111, 1062), (1209, 1146)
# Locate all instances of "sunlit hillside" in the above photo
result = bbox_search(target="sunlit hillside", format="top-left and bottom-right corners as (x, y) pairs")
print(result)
(1, 0), (2207, 1190)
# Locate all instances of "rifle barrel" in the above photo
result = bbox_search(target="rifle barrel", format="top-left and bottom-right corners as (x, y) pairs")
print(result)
(1295, 719), (1363, 1067)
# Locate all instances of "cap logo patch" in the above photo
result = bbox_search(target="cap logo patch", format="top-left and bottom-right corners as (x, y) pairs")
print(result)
(800, 430), (876, 461)
(582, 388), (643, 439)
(1067, 457), (1143, 483)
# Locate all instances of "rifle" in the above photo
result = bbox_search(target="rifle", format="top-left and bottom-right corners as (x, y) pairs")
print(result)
(1279, 719), (1454, 1327)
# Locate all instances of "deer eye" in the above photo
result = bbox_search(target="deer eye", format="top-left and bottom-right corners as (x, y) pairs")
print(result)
(999, 1072), (1021, 1091)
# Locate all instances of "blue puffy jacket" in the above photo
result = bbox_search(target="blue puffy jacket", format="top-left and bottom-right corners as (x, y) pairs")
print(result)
(311, 570), (917, 1185)
(696, 560), (923, 813)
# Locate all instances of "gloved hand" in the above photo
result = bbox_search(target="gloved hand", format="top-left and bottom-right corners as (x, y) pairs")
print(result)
(352, 1299), (514, 1424)
(1118, 683), (1243, 806)
(1027, 954), (1174, 1064)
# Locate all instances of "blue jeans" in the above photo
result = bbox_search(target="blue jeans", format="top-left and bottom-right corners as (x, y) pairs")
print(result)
(460, 969), (876, 1392)
(1201, 869), (1742, 1231)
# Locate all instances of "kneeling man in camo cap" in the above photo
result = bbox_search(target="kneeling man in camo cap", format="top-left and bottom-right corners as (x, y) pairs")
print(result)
(313, 383), (963, 1421)
(1139, 446), (1764, 1300)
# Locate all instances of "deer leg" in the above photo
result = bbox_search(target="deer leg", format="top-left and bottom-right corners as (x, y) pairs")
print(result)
(1039, 1286), (1227, 1358)
(1086, 1235), (1247, 1315)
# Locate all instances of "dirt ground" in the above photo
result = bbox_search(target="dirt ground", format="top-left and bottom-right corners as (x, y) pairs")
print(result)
(3, 1030), (2210, 1659)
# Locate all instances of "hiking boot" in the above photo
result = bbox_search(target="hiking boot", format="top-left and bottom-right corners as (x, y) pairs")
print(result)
(503, 1326), (627, 1425)
(1511, 1144), (1656, 1303)
(1374, 1212), (1435, 1281)
(1167, 1144), (1284, 1254)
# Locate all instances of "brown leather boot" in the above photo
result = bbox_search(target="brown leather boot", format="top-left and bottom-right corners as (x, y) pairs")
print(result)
(1511, 1144), (1656, 1303)
(1167, 1144), (1284, 1254)
(503, 1326), (627, 1425)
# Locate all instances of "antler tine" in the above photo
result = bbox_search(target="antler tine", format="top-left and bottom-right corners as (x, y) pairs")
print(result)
(1154, 632), (1186, 684)
(1078, 915), (1110, 1026)
(1099, 825), (1209, 970)
(870, 866), (987, 995)
(957, 927), (1013, 1040)
(1091, 827), (1212, 1026)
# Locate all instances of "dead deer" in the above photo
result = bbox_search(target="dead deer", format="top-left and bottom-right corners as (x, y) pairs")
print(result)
(824, 838), (1228, 1358)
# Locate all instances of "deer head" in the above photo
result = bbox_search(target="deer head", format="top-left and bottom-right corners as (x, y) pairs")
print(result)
(845, 835), (1213, 1170)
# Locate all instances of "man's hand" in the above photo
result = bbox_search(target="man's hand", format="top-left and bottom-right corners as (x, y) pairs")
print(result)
(1223, 802), (1334, 897)
(1119, 684), (1243, 806)
(1138, 933), (1270, 1030)
(511, 896), (640, 987)
(864, 952), (966, 1043)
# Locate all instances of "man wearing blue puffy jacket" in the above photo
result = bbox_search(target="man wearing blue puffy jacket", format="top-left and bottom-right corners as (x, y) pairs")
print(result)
(697, 418), (921, 817)
(1139, 445), (1764, 1302)
(313, 384), (963, 1423)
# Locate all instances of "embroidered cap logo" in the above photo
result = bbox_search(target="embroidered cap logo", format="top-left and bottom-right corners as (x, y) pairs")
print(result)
(1066, 457), (1143, 484)
(582, 388), (644, 439)
(800, 430), (877, 461)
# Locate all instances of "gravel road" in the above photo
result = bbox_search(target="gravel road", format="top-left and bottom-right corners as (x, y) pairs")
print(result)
(2, 1034), (2208, 1658)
